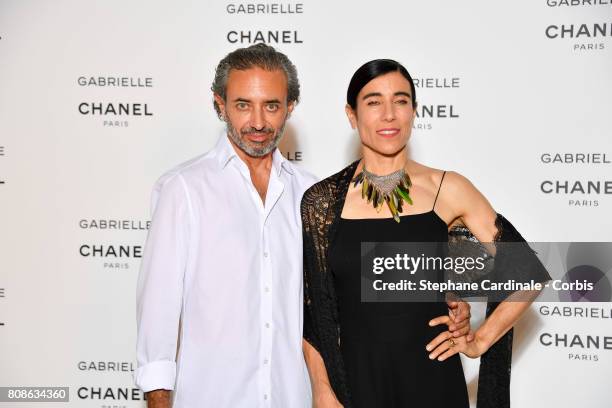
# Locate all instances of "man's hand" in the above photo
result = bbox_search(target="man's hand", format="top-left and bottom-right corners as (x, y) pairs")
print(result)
(146, 390), (171, 408)
(439, 299), (474, 339)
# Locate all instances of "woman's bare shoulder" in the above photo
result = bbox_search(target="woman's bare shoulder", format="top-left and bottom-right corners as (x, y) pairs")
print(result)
(407, 161), (447, 190)
(439, 170), (479, 196)
(441, 171), (497, 232)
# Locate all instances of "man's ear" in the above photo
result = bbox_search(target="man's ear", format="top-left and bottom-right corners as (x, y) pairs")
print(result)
(345, 104), (357, 129)
(287, 100), (296, 116)
(214, 93), (226, 119)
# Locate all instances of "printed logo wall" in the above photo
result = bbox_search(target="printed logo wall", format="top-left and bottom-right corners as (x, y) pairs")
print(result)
(0, 1), (610, 407)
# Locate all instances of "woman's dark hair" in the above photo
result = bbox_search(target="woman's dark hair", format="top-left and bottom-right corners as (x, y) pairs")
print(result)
(346, 59), (417, 111)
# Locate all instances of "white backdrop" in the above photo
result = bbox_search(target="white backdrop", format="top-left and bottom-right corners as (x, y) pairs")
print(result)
(1, 1), (611, 407)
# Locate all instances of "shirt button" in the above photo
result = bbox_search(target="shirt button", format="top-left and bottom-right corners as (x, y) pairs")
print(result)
(264, 394), (268, 400)
(263, 251), (269, 258)
(264, 286), (270, 293)
(265, 322), (270, 329)
(263, 358), (269, 364)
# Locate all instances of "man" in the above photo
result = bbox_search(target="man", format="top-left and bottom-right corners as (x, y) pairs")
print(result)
(135, 43), (471, 407)
(135, 43), (316, 407)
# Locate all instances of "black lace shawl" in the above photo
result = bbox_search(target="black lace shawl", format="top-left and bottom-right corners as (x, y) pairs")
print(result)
(301, 160), (551, 408)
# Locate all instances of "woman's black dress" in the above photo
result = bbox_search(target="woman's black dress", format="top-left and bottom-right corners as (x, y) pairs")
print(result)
(329, 210), (470, 408)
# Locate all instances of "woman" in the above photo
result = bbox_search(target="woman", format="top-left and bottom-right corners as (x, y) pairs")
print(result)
(301, 59), (550, 408)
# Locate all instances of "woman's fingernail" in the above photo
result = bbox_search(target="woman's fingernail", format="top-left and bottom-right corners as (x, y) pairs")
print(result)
(426, 345), (432, 351)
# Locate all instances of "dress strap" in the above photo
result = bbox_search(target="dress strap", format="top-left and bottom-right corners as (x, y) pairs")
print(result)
(432, 171), (446, 211)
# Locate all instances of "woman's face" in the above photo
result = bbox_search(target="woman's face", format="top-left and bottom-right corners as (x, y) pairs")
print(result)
(346, 71), (416, 156)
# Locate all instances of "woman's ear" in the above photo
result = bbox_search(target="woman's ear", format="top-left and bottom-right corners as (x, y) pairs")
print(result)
(345, 104), (357, 129)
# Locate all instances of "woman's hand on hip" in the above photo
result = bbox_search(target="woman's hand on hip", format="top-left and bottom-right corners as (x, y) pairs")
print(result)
(426, 331), (490, 361)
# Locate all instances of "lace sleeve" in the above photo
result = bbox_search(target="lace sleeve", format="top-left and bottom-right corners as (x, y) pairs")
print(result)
(302, 192), (322, 352)
(447, 214), (551, 300)
(447, 213), (551, 408)
(300, 165), (357, 408)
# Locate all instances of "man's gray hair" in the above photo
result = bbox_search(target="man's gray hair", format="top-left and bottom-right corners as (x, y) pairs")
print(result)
(211, 43), (300, 119)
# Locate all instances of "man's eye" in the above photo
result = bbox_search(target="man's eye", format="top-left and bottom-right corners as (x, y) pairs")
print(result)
(236, 103), (248, 110)
(367, 100), (380, 106)
(266, 104), (280, 112)
(395, 99), (409, 105)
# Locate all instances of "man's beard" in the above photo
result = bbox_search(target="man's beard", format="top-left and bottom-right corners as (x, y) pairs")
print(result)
(226, 119), (286, 158)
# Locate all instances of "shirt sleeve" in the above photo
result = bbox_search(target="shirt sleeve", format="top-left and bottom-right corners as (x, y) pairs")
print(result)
(135, 173), (191, 392)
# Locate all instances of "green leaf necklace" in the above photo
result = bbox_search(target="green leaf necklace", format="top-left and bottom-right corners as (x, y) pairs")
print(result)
(352, 165), (413, 223)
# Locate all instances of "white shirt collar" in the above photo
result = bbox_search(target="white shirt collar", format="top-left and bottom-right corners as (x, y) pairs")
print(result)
(214, 134), (294, 177)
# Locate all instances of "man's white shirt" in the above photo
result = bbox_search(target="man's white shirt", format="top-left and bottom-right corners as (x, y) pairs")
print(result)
(135, 135), (317, 407)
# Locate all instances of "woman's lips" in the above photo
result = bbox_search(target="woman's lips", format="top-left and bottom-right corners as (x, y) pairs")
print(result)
(376, 128), (400, 138)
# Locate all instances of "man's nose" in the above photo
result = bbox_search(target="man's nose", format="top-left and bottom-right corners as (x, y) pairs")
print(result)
(250, 107), (266, 130)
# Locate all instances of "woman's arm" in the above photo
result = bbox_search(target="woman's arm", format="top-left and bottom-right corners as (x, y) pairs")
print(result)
(427, 172), (544, 361)
(303, 339), (343, 407)
(428, 290), (540, 361)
